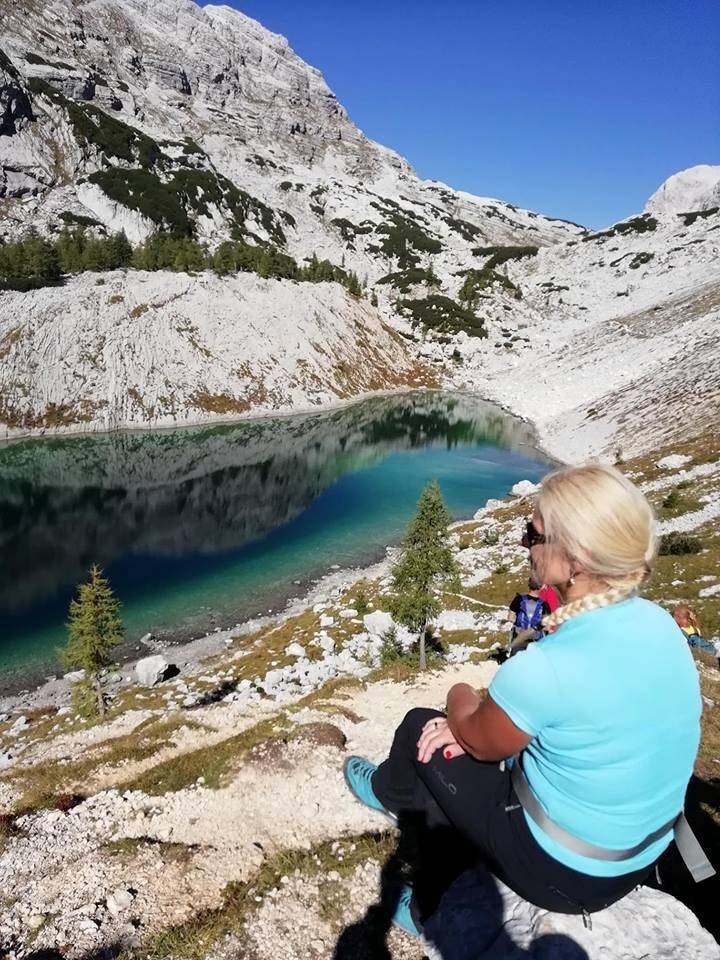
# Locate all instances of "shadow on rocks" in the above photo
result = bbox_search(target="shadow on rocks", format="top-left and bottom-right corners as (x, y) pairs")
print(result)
(20, 947), (125, 960)
(332, 811), (590, 960)
(191, 679), (236, 706)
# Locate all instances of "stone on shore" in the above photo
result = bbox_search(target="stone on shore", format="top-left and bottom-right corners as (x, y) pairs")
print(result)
(135, 656), (175, 687)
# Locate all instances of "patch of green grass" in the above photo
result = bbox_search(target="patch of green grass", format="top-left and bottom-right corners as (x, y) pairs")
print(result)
(659, 532), (703, 556)
(121, 717), (289, 796)
(657, 486), (701, 518)
(6, 714), (207, 812)
(105, 836), (197, 863)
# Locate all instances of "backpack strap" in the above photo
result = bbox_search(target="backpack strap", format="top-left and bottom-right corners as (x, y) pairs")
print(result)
(510, 755), (715, 882)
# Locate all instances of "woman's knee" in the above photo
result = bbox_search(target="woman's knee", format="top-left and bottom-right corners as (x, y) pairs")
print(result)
(400, 706), (445, 738)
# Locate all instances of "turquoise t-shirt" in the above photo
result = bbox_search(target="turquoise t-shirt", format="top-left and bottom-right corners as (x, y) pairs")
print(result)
(489, 597), (701, 877)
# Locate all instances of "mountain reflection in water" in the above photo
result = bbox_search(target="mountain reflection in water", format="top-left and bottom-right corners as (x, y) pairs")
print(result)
(0, 391), (549, 673)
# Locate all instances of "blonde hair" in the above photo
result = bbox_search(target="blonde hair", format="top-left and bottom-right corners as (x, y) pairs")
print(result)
(673, 605), (699, 631)
(537, 463), (657, 629)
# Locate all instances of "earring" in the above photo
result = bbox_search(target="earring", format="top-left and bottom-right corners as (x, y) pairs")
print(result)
(568, 574), (576, 586)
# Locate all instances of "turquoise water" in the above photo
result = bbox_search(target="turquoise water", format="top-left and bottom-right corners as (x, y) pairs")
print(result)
(0, 392), (549, 686)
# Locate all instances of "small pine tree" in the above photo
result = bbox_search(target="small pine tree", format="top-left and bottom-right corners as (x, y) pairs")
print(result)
(354, 587), (370, 616)
(389, 480), (459, 669)
(60, 565), (124, 717)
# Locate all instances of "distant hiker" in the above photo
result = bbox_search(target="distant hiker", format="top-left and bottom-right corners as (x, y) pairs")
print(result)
(522, 522), (559, 625)
(506, 574), (550, 656)
(673, 605), (717, 656)
(344, 464), (709, 940)
(539, 582), (559, 613)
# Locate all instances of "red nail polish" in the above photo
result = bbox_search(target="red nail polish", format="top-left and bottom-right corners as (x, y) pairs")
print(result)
(444, 749), (452, 759)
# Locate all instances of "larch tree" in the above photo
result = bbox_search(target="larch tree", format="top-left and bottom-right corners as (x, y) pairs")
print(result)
(389, 480), (459, 669)
(61, 565), (124, 717)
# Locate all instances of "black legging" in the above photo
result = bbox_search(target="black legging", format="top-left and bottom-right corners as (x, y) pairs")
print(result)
(372, 707), (652, 922)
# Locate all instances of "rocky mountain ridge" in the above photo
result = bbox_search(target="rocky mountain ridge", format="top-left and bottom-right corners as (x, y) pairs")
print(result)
(0, 0), (577, 264)
(0, 0), (719, 463)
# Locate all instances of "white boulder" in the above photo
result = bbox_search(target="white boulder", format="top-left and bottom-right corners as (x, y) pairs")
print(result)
(510, 479), (540, 498)
(64, 670), (85, 682)
(363, 610), (395, 637)
(699, 583), (720, 598)
(285, 642), (306, 658)
(135, 655), (174, 686)
(339, 608), (358, 619)
(657, 454), (692, 470)
(9, 716), (28, 735)
(434, 610), (478, 631)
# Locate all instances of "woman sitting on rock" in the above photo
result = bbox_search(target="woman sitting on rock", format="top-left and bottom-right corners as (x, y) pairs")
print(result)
(344, 464), (704, 936)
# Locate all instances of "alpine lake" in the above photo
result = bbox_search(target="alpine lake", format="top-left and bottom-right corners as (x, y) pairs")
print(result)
(0, 391), (551, 692)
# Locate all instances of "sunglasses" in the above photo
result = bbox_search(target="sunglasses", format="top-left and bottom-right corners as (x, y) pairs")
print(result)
(525, 519), (547, 548)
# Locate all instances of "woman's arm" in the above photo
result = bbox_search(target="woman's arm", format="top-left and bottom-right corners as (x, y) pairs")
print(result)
(446, 682), (531, 761)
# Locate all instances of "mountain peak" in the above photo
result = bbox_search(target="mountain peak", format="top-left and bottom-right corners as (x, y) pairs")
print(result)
(644, 164), (720, 216)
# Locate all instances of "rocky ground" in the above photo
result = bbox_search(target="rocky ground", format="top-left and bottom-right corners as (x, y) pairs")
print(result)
(1, 431), (719, 959)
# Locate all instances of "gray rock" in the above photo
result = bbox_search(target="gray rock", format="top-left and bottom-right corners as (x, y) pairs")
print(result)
(9, 715), (28, 735)
(106, 888), (135, 916)
(339, 608), (358, 619)
(363, 610), (394, 637)
(422, 866), (719, 959)
(135, 655), (175, 686)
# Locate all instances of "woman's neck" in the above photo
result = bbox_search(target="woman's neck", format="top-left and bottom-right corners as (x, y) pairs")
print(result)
(555, 572), (608, 606)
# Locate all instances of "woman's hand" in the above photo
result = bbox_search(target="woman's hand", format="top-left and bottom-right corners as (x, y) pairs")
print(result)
(416, 716), (467, 764)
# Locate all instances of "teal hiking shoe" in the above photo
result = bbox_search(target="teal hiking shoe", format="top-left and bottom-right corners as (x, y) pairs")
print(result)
(343, 756), (396, 822)
(392, 883), (422, 938)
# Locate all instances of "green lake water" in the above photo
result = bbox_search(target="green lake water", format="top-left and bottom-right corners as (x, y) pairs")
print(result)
(0, 391), (549, 690)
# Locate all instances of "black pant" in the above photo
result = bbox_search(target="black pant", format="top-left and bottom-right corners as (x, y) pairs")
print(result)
(372, 708), (652, 920)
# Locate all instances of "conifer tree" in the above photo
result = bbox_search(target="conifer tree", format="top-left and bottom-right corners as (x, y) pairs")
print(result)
(389, 480), (459, 669)
(107, 230), (133, 269)
(61, 565), (124, 717)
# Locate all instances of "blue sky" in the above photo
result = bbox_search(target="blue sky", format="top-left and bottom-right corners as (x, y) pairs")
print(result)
(205, 1), (719, 228)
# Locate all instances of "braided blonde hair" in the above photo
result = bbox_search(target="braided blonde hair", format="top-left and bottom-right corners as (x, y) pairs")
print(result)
(537, 464), (657, 630)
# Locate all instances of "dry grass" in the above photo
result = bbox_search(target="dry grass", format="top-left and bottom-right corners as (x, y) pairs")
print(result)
(120, 716), (290, 796)
(6, 714), (207, 812)
(105, 835), (198, 864)
(188, 391), (251, 415)
(134, 831), (397, 960)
